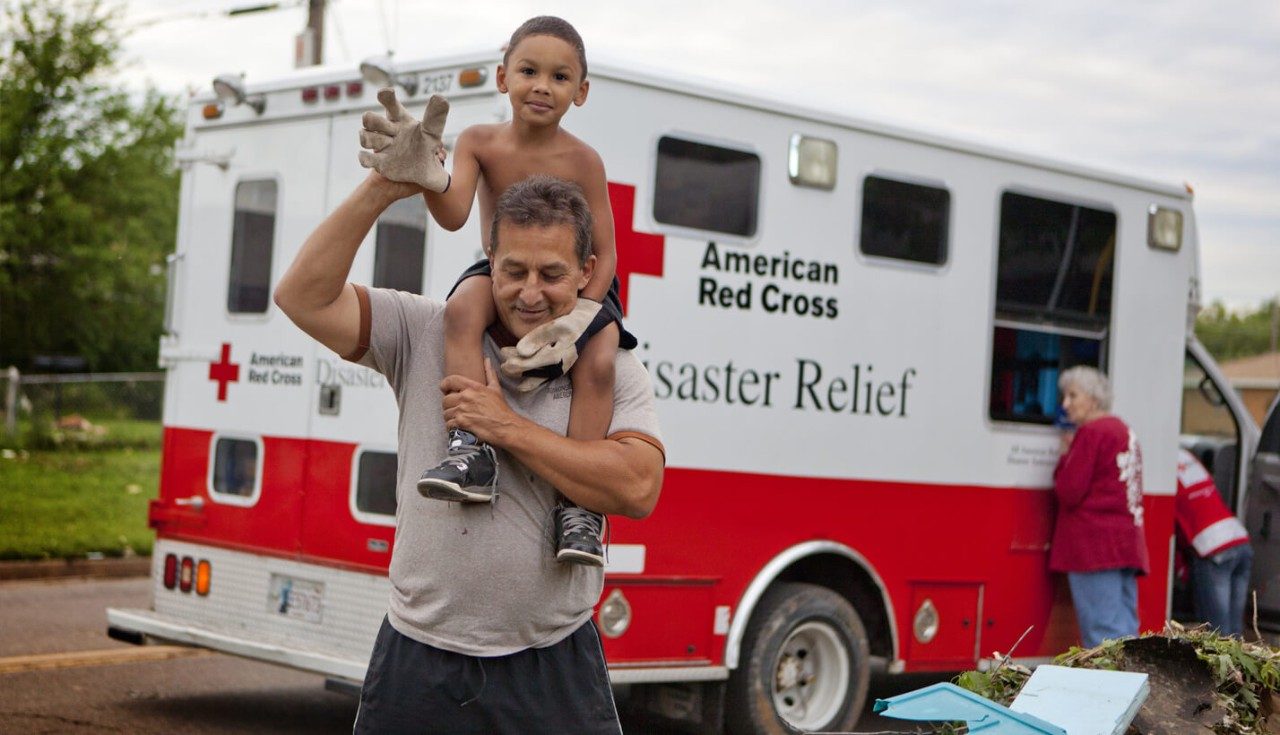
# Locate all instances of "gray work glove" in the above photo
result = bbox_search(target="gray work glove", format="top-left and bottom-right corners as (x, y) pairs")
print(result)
(499, 299), (605, 392)
(358, 88), (451, 193)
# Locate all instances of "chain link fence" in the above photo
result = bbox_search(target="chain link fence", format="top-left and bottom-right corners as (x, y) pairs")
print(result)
(2, 368), (164, 450)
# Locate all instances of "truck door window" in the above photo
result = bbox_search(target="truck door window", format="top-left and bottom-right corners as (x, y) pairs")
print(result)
(373, 197), (427, 294)
(354, 450), (397, 517)
(860, 175), (950, 265)
(227, 180), (278, 313)
(653, 136), (760, 237)
(1181, 354), (1243, 507)
(210, 437), (260, 500)
(988, 191), (1116, 424)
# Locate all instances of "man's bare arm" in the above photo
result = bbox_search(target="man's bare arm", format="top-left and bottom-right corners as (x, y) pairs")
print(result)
(274, 173), (415, 356)
(441, 362), (663, 518)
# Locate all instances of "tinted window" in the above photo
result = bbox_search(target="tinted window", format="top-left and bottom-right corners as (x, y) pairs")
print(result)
(356, 451), (397, 516)
(989, 191), (1114, 424)
(212, 438), (258, 497)
(989, 327), (1102, 424)
(374, 197), (427, 294)
(860, 176), (950, 265)
(654, 136), (760, 237)
(228, 180), (277, 313)
(996, 192), (1116, 327)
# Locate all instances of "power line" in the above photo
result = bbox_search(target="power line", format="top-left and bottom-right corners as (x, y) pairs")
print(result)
(126, 1), (303, 31)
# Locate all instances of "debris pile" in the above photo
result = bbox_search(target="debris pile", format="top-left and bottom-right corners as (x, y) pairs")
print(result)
(951, 623), (1280, 734)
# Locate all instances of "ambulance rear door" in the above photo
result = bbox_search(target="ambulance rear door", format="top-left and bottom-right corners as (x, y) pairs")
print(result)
(152, 107), (330, 559)
(297, 84), (500, 568)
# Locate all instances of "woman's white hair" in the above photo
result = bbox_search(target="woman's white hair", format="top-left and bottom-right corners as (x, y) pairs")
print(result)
(1058, 365), (1112, 411)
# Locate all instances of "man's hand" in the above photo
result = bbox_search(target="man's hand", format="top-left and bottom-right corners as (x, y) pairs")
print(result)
(499, 300), (604, 391)
(440, 359), (525, 445)
(357, 89), (451, 193)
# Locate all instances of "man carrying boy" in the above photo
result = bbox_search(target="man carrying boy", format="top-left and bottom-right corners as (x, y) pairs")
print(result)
(274, 172), (663, 732)
(356, 16), (630, 567)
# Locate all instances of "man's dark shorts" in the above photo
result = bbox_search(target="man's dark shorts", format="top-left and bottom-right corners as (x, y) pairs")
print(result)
(449, 259), (639, 352)
(353, 617), (622, 734)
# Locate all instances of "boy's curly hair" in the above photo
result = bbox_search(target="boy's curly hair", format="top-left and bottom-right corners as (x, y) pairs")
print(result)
(504, 16), (587, 80)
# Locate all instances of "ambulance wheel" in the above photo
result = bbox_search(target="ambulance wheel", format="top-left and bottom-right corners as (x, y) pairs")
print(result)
(725, 582), (870, 735)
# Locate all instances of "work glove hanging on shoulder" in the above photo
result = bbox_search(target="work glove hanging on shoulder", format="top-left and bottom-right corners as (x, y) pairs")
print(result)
(499, 299), (609, 392)
(358, 88), (451, 193)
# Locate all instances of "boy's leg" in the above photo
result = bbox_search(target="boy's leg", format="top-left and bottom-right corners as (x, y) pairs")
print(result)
(555, 323), (619, 566)
(418, 276), (500, 502)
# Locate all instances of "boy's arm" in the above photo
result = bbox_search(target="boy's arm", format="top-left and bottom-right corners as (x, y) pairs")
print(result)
(274, 173), (416, 357)
(423, 126), (484, 231)
(579, 150), (616, 302)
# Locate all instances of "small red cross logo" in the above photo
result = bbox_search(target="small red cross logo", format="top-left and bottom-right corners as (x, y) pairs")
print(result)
(208, 342), (240, 402)
(608, 182), (664, 315)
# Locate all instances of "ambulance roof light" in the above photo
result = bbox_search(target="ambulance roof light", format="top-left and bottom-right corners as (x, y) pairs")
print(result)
(359, 56), (418, 96)
(212, 73), (266, 115)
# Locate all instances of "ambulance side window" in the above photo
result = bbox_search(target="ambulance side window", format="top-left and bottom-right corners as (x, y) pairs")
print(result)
(373, 197), (427, 294)
(860, 175), (950, 265)
(228, 180), (278, 313)
(211, 438), (259, 499)
(653, 136), (760, 237)
(988, 191), (1116, 424)
(355, 451), (397, 517)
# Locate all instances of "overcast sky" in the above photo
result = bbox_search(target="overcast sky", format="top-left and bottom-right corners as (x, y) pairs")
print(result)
(117, 0), (1279, 309)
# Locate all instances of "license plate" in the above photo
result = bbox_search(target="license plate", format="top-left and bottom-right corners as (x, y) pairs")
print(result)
(266, 573), (325, 623)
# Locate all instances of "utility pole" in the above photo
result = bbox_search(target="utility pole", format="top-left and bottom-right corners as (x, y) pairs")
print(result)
(296, 0), (325, 67)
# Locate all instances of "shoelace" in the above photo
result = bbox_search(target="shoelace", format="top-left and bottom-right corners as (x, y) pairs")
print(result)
(446, 443), (500, 505)
(560, 510), (603, 539)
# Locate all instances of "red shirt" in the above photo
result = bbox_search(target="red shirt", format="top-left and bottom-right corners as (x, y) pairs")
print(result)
(1175, 448), (1249, 558)
(1049, 415), (1151, 575)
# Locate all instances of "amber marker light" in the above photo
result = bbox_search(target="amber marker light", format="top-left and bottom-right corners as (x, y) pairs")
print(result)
(459, 68), (488, 88)
(195, 560), (212, 596)
(202, 103), (224, 120)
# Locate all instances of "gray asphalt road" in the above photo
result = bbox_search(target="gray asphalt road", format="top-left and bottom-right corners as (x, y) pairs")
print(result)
(0, 576), (937, 734)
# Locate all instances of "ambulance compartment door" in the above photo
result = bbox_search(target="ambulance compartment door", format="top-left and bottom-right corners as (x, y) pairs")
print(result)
(151, 116), (329, 557)
(297, 96), (497, 569)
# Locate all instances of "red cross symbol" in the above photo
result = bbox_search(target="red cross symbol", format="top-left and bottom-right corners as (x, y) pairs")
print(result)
(208, 342), (240, 402)
(608, 182), (664, 315)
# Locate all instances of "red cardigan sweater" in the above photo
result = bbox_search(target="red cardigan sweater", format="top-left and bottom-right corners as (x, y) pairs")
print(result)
(1049, 415), (1151, 575)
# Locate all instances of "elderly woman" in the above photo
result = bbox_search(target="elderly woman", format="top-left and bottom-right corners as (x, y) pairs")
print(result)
(1050, 366), (1150, 647)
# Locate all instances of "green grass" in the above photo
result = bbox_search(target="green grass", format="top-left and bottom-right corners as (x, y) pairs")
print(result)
(0, 422), (160, 560)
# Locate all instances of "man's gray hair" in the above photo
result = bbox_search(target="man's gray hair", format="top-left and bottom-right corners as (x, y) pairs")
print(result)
(489, 175), (593, 266)
(1058, 365), (1112, 412)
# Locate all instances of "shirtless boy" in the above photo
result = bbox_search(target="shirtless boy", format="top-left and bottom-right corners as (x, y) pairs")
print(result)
(358, 16), (633, 566)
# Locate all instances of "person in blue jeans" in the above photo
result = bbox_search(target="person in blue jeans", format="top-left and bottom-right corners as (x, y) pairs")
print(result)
(1176, 448), (1254, 636)
(1050, 367), (1150, 648)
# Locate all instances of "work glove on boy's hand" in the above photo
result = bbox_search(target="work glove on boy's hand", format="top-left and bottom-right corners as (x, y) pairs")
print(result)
(358, 88), (451, 193)
(499, 299), (609, 392)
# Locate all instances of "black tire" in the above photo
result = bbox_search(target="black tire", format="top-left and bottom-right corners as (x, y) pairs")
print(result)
(725, 582), (870, 735)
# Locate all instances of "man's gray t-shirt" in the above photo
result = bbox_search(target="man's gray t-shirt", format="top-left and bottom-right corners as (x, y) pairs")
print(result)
(348, 285), (662, 657)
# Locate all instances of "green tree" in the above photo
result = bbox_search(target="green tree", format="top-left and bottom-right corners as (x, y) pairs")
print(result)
(0, 0), (182, 372)
(1195, 298), (1280, 361)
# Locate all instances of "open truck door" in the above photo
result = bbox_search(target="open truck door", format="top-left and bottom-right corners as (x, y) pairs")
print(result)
(1246, 395), (1280, 631)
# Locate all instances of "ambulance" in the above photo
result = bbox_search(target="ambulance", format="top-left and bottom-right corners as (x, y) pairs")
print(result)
(106, 45), (1280, 734)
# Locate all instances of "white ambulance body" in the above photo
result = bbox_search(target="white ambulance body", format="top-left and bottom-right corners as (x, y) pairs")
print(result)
(108, 47), (1278, 733)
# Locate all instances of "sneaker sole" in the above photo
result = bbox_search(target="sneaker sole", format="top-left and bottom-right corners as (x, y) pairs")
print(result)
(556, 548), (604, 567)
(416, 478), (494, 503)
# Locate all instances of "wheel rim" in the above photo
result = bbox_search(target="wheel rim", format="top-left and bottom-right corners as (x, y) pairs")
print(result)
(770, 620), (851, 729)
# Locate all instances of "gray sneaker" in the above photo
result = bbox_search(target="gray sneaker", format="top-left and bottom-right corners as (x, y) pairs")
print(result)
(417, 431), (498, 502)
(554, 505), (605, 566)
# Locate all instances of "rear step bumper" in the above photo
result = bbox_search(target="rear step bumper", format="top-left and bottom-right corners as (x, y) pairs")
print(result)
(105, 607), (368, 681)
